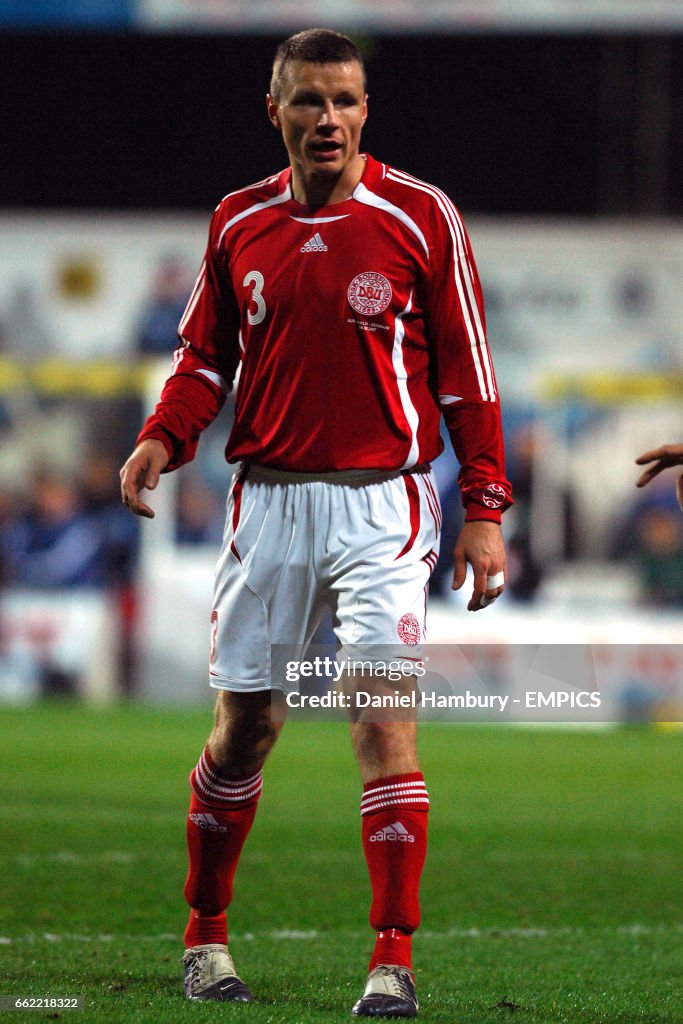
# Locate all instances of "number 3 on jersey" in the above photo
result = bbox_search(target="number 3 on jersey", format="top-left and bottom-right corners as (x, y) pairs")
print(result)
(243, 270), (266, 326)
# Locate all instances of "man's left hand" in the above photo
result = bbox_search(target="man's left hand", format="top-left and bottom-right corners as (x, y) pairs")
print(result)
(452, 521), (506, 612)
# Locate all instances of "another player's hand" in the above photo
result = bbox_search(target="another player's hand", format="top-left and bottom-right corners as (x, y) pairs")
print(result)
(635, 444), (683, 511)
(452, 521), (506, 612)
(119, 439), (169, 519)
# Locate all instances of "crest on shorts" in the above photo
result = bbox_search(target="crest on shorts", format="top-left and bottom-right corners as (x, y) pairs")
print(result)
(397, 613), (421, 645)
(347, 272), (392, 316)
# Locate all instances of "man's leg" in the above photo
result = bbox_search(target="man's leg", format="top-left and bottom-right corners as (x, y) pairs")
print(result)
(182, 689), (285, 1002)
(349, 678), (428, 1018)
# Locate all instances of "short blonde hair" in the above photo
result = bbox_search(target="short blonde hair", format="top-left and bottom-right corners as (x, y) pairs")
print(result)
(270, 28), (366, 101)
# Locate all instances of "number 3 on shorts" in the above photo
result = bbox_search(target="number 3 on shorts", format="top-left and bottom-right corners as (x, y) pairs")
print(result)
(244, 270), (266, 326)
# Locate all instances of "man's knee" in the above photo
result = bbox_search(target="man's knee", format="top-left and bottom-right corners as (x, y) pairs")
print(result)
(208, 689), (286, 774)
(352, 719), (418, 781)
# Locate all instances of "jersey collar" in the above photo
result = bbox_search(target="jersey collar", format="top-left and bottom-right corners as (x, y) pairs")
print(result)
(277, 154), (385, 215)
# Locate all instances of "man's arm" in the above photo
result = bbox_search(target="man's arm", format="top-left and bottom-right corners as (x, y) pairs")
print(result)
(635, 444), (683, 511)
(136, 342), (232, 472)
(445, 400), (510, 611)
(120, 204), (241, 517)
(422, 196), (512, 610)
(120, 438), (169, 519)
(137, 205), (241, 471)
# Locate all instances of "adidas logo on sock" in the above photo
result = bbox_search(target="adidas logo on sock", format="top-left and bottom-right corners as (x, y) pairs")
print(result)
(189, 812), (228, 833)
(300, 232), (328, 253)
(369, 821), (415, 843)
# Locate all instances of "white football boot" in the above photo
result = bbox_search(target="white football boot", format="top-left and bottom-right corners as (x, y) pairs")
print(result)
(352, 964), (419, 1018)
(182, 943), (253, 1002)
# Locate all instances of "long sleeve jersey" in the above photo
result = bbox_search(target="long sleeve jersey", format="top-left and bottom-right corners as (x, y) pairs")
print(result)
(138, 154), (512, 522)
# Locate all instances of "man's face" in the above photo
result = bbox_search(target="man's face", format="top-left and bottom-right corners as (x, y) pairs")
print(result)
(267, 60), (368, 184)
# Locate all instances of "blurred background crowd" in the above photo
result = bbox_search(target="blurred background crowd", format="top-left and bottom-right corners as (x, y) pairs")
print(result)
(1, 1), (682, 704)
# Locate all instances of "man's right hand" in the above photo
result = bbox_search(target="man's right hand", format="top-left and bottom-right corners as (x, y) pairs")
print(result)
(635, 443), (683, 511)
(119, 439), (170, 519)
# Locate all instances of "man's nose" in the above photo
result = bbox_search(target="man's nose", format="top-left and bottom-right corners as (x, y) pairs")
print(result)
(317, 100), (338, 129)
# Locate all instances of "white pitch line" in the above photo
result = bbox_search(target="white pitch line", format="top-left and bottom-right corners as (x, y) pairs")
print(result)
(7, 850), (279, 867)
(2, 924), (682, 946)
(13, 851), (139, 868)
(10, 848), (675, 867)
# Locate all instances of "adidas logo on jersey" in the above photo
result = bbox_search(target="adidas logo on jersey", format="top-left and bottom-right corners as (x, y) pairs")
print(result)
(369, 821), (415, 843)
(189, 812), (227, 833)
(300, 232), (328, 253)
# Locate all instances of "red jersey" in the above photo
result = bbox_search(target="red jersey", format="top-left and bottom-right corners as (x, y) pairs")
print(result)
(138, 154), (512, 522)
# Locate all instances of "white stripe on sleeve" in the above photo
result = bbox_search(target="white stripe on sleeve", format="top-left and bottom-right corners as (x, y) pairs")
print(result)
(386, 169), (495, 402)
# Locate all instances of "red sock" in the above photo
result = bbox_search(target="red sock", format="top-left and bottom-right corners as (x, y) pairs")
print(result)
(361, 772), (429, 971)
(183, 746), (262, 949)
(371, 928), (413, 971)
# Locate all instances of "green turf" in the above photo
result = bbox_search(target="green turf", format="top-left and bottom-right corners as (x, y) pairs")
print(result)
(2, 703), (683, 1022)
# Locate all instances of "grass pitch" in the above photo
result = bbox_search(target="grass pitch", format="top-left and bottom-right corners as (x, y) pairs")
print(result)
(2, 702), (683, 1023)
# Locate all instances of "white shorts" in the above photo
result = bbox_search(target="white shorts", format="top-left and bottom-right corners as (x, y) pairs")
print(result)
(209, 464), (441, 693)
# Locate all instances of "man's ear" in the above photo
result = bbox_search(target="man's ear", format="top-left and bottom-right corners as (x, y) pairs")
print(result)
(266, 94), (281, 129)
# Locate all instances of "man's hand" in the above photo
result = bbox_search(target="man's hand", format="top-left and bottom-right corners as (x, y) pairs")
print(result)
(452, 521), (506, 612)
(119, 439), (169, 519)
(635, 444), (683, 511)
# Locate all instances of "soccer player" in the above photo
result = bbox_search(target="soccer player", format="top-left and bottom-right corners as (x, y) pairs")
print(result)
(636, 444), (683, 511)
(120, 28), (512, 1017)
